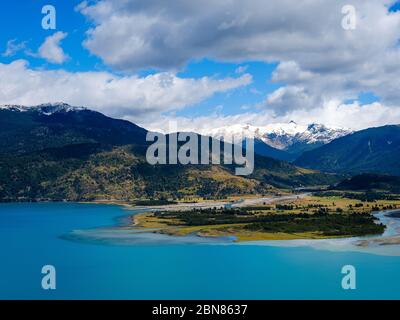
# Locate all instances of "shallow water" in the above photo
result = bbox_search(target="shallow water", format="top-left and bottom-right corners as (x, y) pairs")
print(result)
(1, 202), (400, 299)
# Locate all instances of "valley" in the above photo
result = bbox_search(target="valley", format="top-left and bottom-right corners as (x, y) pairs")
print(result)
(0, 104), (341, 202)
(1, 103), (400, 243)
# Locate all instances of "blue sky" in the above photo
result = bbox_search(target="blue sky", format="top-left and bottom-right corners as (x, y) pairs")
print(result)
(0, 1), (103, 71)
(0, 0), (282, 118)
(1, 1), (400, 131)
(177, 60), (281, 117)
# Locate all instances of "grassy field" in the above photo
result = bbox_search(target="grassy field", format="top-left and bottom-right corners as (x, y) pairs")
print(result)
(133, 213), (324, 241)
(131, 194), (399, 241)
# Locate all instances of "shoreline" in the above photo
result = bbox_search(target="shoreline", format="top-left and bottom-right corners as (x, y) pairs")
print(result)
(81, 194), (319, 242)
(77, 200), (400, 254)
(75, 195), (398, 244)
(4, 196), (400, 248)
(128, 193), (385, 242)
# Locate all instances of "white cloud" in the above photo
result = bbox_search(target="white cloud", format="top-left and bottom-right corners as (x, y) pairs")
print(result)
(78, 1), (400, 71)
(136, 100), (400, 134)
(76, 0), (400, 113)
(284, 100), (400, 131)
(264, 86), (316, 116)
(38, 32), (69, 64)
(0, 60), (252, 117)
(2, 39), (26, 57)
(3, 1), (400, 135)
(235, 65), (248, 74)
(272, 61), (313, 82)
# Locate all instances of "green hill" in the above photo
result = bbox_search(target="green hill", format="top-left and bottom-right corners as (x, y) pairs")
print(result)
(336, 173), (400, 193)
(0, 104), (339, 202)
(295, 125), (400, 176)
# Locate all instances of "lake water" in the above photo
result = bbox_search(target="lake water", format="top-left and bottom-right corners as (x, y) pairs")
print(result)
(1, 202), (400, 300)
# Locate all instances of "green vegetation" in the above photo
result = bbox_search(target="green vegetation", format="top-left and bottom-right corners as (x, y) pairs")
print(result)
(133, 199), (178, 206)
(295, 125), (400, 176)
(0, 107), (340, 202)
(152, 207), (384, 237)
(335, 173), (400, 193)
(133, 194), (392, 241)
(314, 190), (400, 202)
(244, 213), (383, 237)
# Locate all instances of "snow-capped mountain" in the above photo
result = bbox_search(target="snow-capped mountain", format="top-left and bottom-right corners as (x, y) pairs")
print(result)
(1, 104), (351, 158)
(0, 102), (87, 115)
(207, 121), (351, 155)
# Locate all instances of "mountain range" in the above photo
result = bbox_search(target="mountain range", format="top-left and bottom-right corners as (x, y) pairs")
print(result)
(2, 102), (399, 202)
(0, 103), (338, 202)
(295, 125), (400, 176)
(207, 122), (350, 161)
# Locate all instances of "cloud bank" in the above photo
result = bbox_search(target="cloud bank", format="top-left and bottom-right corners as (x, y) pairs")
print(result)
(2, 0), (400, 133)
(137, 100), (400, 134)
(0, 60), (252, 117)
(78, 0), (400, 117)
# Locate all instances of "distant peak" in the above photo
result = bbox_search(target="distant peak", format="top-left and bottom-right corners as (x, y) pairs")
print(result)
(34, 103), (87, 115)
(207, 121), (351, 151)
(307, 123), (322, 129)
(0, 102), (87, 115)
(37, 102), (70, 107)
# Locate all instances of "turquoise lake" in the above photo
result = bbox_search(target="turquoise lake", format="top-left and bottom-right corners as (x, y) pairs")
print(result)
(1, 202), (400, 300)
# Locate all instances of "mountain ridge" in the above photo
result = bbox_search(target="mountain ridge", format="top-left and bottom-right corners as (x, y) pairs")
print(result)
(295, 125), (400, 176)
(207, 121), (351, 161)
(0, 102), (87, 114)
(0, 103), (339, 202)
